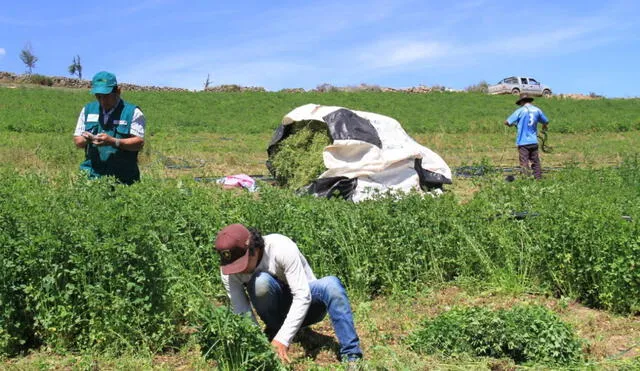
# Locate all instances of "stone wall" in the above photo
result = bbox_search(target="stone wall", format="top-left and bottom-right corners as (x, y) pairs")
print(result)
(0, 71), (190, 92)
(0, 71), (539, 95)
(0, 71), (456, 94)
(204, 84), (266, 92)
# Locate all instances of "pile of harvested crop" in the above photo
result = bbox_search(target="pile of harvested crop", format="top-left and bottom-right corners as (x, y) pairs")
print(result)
(269, 120), (332, 190)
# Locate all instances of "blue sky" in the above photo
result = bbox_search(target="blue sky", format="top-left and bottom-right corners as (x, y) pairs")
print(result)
(1, 0), (639, 97)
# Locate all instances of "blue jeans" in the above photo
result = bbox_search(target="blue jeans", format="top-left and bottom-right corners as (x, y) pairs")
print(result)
(247, 272), (362, 360)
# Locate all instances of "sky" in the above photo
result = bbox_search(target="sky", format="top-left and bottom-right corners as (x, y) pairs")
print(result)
(1, 0), (639, 97)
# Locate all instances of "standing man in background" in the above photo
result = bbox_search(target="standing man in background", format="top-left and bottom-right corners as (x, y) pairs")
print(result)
(504, 93), (549, 179)
(73, 71), (145, 184)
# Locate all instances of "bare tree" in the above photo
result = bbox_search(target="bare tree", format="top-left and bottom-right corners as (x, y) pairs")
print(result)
(68, 55), (83, 79)
(204, 73), (211, 90)
(19, 42), (38, 74)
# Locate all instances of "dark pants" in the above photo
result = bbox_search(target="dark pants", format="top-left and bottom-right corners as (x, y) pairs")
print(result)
(518, 144), (542, 179)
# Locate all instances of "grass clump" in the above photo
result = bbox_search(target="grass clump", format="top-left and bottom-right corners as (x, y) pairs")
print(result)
(407, 304), (584, 366)
(270, 120), (332, 190)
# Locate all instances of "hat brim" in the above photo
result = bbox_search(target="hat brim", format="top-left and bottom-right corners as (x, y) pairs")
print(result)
(90, 85), (115, 95)
(220, 249), (251, 275)
(516, 97), (534, 105)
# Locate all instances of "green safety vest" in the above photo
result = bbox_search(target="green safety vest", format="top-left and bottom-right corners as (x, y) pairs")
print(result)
(80, 99), (141, 184)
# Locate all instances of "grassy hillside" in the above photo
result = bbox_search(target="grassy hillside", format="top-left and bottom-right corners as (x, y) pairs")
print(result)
(1, 86), (639, 136)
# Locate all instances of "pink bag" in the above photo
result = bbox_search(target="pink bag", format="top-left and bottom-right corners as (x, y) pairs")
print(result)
(216, 174), (258, 192)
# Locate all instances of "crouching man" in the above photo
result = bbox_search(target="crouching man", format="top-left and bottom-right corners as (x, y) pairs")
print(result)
(214, 223), (363, 364)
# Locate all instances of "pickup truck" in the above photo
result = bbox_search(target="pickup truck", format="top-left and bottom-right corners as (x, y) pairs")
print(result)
(487, 76), (552, 97)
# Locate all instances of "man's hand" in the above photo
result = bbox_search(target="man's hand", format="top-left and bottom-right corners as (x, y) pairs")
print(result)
(271, 339), (290, 363)
(504, 120), (510, 127)
(91, 133), (114, 146)
(82, 131), (94, 140)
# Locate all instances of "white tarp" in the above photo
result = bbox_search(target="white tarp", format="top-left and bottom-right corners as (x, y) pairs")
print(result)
(271, 103), (452, 202)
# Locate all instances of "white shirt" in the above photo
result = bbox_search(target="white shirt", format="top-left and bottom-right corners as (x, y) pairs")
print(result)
(73, 100), (145, 137)
(221, 234), (317, 347)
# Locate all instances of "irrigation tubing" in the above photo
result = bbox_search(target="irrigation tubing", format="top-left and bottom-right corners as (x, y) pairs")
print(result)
(453, 165), (566, 178)
(143, 151), (633, 223)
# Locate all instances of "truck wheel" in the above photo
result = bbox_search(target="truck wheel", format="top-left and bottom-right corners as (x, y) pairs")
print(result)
(511, 88), (520, 95)
(543, 89), (552, 97)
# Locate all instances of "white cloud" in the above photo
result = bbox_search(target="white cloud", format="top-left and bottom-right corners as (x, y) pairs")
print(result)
(354, 13), (619, 72)
(123, 53), (315, 91)
(359, 40), (453, 69)
(465, 19), (617, 59)
(0, 48), (5, 57)
(119, 1), (636, 91)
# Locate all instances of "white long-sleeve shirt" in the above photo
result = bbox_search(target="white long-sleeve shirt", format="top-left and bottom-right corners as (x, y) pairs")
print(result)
(221, 233), (316, 347)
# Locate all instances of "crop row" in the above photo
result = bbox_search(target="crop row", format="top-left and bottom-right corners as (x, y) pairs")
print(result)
(1, 159), (638, 360)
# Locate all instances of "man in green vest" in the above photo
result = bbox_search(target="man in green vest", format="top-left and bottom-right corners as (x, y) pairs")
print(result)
(73, 71), (146, 184)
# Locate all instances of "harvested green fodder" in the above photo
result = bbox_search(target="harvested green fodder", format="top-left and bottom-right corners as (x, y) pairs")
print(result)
(196, 305), (283, 370)
(270, 120), (332, 190)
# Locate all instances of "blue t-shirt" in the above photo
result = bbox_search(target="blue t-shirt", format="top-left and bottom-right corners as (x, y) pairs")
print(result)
(506, 104), (549, 146)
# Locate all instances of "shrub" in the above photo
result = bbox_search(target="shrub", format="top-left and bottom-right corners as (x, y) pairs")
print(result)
(465, 80), (489, 93)
(204, 85), (266, 92)
(314, 83), (339, 93)
(407, 305), (584, 366)
(0, 257), (37, 355)
(343, 83), (383, 92)
(27, 74), (53, 86)
(0, 173), (222, 355)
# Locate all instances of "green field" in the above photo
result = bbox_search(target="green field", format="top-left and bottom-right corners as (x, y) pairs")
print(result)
(1, 85), (639, 370)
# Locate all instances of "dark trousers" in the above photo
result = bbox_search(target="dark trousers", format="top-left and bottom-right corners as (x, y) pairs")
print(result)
(518, 144), (542, 179)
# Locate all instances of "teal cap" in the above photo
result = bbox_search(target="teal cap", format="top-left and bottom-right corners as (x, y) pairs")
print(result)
(90, 71), (118, 94)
